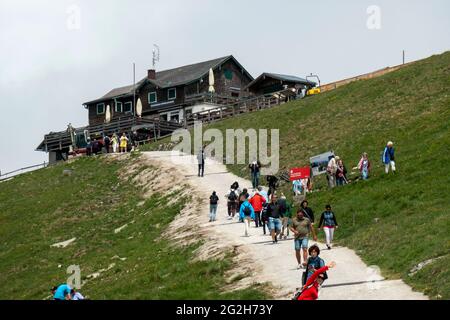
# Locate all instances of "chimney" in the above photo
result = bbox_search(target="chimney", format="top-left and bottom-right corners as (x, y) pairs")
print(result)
(148, 69), (156, 80)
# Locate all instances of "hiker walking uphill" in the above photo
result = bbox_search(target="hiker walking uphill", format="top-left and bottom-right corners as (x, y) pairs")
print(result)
(290, 209), (317, 270)
(279, 194), (293, 240)
(358, 152), (371, 180)
(239, 194), (255, 237)
(249, 160), (262, 190)
(300, 200), (315, 224)
(197, 147), (205, 177)
(249, 189), (266, 228)
(266, 194), (285, 244)
(226, 188), (238, 220)
(318, 205), (339, 250)
(296, 262), (336, 301)
(209, 191), (219, 222)
(266, 175), (278, 198)
(238, 188), (250, 222)
(382, 141), (396, 174)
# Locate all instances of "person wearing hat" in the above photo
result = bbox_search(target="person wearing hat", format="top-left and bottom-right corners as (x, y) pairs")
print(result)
(382, 141), (396, 174)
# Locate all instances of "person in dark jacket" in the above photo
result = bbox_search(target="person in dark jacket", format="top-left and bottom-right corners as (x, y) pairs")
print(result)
(300, 200), (315, 224)
(103, 135), (111, 153)
(266, 194), (284, 244)
(266, 175), (278, 198)
(382, 141), (396, 174)
(209, 191), (219, 222)
(197, 147), (205, 177)
(335, 159), (348, 186)
(249, 160), (262, 189)
(318, 205), (339, 250)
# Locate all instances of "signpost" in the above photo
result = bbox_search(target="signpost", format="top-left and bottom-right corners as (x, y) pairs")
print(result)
(289, 167), (311, 181)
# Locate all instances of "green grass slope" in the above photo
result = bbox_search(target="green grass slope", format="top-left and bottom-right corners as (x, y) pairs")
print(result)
(144, 52), (450, 298)
(0, 155), (267, 299)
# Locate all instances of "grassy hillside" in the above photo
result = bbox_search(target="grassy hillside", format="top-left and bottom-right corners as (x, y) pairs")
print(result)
(144, 52), (450, 298)
(0, 155), (267, 299)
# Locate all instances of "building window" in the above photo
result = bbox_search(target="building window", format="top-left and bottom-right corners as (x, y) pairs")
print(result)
(96, 103), (105, 114)
(148, 92), (157, 104)
(168, 88), (176, 100)
(124, 101), (133, 113)
(159, 113), (168, 121)
(224, 69), (233, 80)
(115, 101), (123, 113)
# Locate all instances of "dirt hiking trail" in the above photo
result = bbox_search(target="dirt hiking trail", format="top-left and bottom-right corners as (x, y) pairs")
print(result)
(143, 151), (427, 300)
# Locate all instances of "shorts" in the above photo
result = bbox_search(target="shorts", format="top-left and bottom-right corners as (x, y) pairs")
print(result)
(294, 237), (309, 250)
(268, 217), (282, 232)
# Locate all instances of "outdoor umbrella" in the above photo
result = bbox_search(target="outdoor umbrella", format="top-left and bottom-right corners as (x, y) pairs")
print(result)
(136, 98), (143, 118)
(105, 105), (111, 123)
(208, 68), (215, 93)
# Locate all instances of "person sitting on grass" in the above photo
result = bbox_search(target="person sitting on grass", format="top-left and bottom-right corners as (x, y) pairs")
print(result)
(71, 288), (85, 300)
(51, 284), (72, 300)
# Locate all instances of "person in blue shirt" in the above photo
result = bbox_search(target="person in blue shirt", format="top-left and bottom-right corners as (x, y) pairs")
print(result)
(239, 194), (255, 237)
(382, 141), (396, 174)
(51, 284), (72, 300)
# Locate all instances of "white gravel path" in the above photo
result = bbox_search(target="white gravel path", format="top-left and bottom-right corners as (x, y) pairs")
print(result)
(144, 151), (427, 300)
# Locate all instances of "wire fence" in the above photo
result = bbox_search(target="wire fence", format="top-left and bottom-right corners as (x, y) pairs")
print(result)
(0, 162), (49, 181)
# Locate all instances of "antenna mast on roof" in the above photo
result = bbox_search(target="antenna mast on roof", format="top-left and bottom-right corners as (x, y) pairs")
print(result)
(152, 44), (160, 69)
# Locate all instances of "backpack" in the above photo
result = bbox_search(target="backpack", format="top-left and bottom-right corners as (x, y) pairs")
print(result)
(243, 205), (251, 216)
(228, 191), (237, 201)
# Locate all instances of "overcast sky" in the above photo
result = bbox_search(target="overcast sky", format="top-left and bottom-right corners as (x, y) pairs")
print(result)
(0, 0), (449, 174)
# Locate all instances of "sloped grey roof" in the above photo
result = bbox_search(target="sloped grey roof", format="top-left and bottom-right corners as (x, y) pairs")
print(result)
(246, 72), (316, 90)
(84, 55), (251, 105)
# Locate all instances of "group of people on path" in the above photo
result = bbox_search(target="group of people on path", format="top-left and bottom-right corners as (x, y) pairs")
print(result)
(86, 132), (138, 156)
(208, 177), (340, 300)
(326, 141), (396, 188)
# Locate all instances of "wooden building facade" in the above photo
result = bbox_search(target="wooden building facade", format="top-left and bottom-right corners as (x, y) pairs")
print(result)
(83, 55), (254, 126)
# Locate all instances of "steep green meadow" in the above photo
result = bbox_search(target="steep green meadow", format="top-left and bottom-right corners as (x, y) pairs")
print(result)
(144, 52), (450, 298)
(0, 155), (267, 299)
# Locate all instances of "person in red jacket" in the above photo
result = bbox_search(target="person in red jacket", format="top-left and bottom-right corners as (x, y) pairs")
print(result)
(297, 261), (336, 300)
(249, 190), (267, 228)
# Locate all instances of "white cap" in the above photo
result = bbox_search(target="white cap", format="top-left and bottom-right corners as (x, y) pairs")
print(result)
(387, 141), (394, 146)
